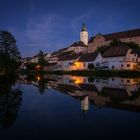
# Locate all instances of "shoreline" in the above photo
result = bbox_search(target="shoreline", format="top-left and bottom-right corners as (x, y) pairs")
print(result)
(21, 69), (140, 78)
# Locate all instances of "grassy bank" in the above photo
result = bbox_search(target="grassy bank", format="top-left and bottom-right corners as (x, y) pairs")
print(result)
(47, 70), (140, 77)
(20, 69), (140, 78)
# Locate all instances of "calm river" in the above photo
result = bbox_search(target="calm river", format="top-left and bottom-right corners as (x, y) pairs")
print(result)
(0, 75), (140, 139)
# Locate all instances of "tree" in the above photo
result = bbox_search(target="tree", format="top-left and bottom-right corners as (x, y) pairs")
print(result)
(0, 31), (21, 74)
(38, 50), (46, 66)
(126, 42), (139, 49)
(26, 62), (38, 71)
(37, 50), (49, 72)
(110, 39), (122, 46)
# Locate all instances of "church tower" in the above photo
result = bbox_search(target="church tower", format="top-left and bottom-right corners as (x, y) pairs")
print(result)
(80, 24), (88, 45)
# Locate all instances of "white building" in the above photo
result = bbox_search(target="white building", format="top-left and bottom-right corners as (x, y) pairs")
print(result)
(80, 24), (88, 45)
(30, 56), (38, 63)
(68, 45), (140, 71)
(81, 96), (89, 112)
(99, 45), (139, 70)
(57, 52), (80, 71)
(66, 41), (87, 53)
(44, 53), (58, 63)
(69, 52), (98, 70)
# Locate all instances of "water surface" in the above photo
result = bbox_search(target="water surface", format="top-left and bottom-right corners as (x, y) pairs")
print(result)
(0, 75), (140, 139)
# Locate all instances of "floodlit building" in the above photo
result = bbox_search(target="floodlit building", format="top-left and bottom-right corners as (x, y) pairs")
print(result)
(99, 45), (140, 70)
(57, 51), (80, 71)
(80, 24), (88, 45)
(88, 28), (140, 52)
(68, 45), (140, 71)
(69, 52), (98, 70)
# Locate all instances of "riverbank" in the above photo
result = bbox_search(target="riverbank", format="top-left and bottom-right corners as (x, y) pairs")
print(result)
(20, 69), (140, 78)
(46, 70), (140, 77)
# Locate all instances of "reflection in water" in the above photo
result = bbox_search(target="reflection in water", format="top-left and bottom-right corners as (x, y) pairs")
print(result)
(81, 96), (89, 112)
(20, 74), (140, 113)
(0, 75), (22, 128)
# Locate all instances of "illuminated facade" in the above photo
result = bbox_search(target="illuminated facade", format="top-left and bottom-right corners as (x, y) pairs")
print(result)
(88, 28), (140, 53)
(80, 24), (88, 45)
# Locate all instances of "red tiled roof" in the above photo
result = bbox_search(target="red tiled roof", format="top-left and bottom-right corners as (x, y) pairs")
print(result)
(70, 41), (87, 47)
(89, 28), (140, 43)
(52, 41), (86, 56)
(78, 84), (98, 92)
(58, 51), (81, 61)
(104, 28), (140, 41)
(101, 87), (130, 100)
(78, 52), (98, 62)
(102, 45), (129, 58)
(51, 47), (68, 55)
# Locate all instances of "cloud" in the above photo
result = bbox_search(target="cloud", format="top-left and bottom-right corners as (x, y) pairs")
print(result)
(24, 13), (68, 55)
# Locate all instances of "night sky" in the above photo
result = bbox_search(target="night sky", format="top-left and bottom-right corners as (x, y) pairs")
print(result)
(0, 0), (140, 57)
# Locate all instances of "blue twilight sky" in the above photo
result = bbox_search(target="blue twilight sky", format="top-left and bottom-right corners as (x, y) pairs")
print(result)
(0, 0), (140, 57)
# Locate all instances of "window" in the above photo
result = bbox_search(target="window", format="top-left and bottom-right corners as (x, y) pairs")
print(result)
(83, 63), (86, 67)
(121, 64), (123, 67)
(112, 66), (115, 69)
(127, 64), (130, 67)
(127, 80), (130, 83)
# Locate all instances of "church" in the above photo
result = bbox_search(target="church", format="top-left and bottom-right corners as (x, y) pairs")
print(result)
(77, 24), (140, 53)
(87, 27), (140, 52)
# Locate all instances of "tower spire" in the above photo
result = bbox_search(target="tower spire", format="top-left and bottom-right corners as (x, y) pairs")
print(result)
(82, 23), (87, 31)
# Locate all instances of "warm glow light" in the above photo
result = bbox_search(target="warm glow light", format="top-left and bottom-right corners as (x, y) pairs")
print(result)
(37, 65), (40, 68)
(74, 62), (81, 67)
(36, 76), (41, 81)
(73, 76), (84, 84)
(75, 79), (82, 84)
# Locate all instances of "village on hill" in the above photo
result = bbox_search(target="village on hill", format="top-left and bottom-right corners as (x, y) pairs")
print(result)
(21, 24), (140, 72)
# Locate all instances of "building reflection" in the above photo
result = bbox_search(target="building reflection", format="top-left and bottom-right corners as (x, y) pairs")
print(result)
(20, 74), (140, 113)
(81, 96), (89, 112)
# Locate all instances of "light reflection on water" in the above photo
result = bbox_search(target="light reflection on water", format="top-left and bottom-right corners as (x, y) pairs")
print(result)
(1, 75), (140, 139)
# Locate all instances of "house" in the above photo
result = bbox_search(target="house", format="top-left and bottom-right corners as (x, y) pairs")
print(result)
(69, 52), (98, 70)
(65, 41), (87, 53)
(69, 45), (140, 71)
(88, 28), (140, 52)
(57, 51), (81, 71)
(43, 63), (57, 71)
(99, 45), (139, 70)
(44, 53), (58, 64)
(30, 55), (38, 63)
